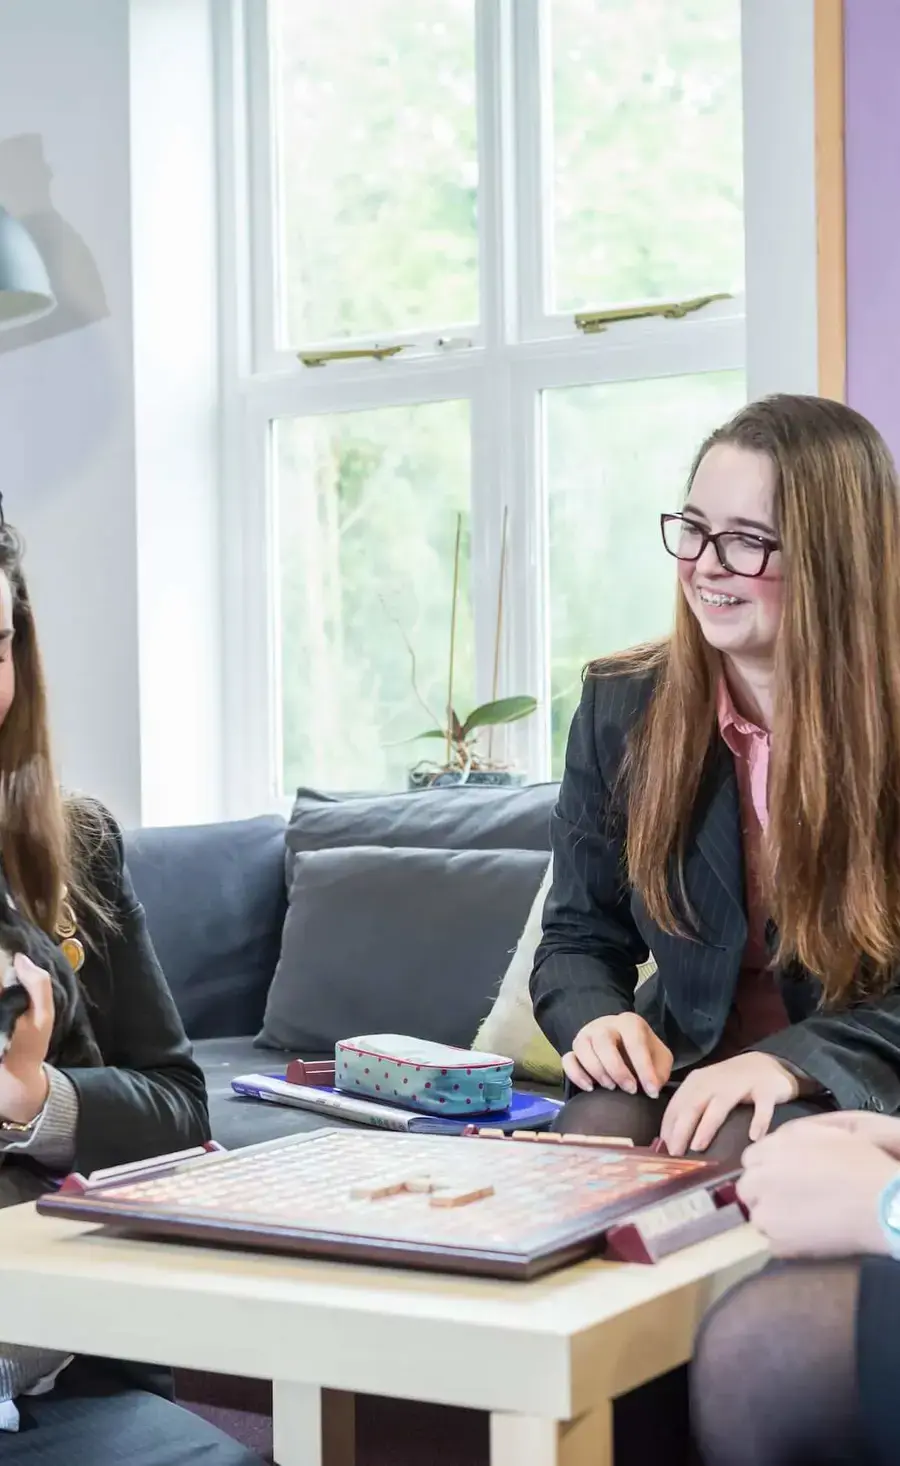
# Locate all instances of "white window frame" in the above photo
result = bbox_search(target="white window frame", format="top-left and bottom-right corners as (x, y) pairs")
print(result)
(214, 0), (820, 819)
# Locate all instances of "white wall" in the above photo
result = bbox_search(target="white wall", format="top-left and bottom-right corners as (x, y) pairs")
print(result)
(0, 0), (223, 830)
(0, 0), (142, 826)
(130, 0), (222, 827)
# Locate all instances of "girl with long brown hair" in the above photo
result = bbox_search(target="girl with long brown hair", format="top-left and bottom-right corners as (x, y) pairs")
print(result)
(0, 521), (263, 1463)
(531, 393), (900, 1158)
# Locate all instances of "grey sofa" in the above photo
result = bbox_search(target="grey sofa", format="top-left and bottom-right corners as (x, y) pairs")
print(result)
(122, 783), (561, 1151)
(121, 788), (690, 1466)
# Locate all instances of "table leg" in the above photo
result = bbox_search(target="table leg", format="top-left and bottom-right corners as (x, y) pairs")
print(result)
(490, 1399), (612, 1466)
(272, 1381), (356, 1466)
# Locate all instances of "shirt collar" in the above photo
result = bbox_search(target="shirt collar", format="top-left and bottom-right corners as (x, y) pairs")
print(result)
(717, 676), (769, 748)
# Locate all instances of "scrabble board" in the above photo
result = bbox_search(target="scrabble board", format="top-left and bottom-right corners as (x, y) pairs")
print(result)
(36, 1130), (744, 1279)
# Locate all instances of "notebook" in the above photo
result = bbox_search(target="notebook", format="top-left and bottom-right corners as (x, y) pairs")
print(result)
(230, 1073), (562, 1134)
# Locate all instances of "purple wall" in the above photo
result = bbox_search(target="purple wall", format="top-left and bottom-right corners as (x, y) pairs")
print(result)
(844, 0), (900, 460)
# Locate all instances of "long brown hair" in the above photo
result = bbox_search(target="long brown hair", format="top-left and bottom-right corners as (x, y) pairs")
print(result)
(599, 394), (900, 1005)
(0, 525), (110, 937)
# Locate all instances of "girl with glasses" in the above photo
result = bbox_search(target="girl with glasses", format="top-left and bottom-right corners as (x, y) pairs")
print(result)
(530, 393), (900, 1160)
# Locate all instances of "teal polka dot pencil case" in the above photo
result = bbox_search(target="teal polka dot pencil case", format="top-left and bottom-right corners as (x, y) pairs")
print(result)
(335, 1034), (514, 1116)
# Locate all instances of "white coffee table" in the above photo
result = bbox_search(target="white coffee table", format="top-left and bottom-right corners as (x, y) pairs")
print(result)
(0, 1200), (767, 1466)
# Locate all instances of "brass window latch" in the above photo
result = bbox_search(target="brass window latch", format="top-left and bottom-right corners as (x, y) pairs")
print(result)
(574, 292), (732, 334)
(297, 344), (407, 367)
(297, 336), (473, 368)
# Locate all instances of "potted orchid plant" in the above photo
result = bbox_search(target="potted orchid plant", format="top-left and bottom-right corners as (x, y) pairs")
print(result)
(401, 509), (538, 789)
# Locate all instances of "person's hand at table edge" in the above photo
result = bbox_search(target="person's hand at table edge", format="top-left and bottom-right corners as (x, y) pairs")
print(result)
(738, 1120), (900, 1258)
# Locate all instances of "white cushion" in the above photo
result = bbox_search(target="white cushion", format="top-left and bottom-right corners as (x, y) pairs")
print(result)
(472, 858), (658, 1083)
(472, 860), (564, 1083)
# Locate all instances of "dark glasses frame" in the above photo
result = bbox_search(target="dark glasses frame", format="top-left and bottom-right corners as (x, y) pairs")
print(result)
(660, 513), (781, 579)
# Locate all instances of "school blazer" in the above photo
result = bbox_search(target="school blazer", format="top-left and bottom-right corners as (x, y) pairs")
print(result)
(530, 664), (900, 1115)
(61, 812), (210, 1175)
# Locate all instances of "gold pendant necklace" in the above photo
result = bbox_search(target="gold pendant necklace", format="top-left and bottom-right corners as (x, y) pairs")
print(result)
(56, 887), (84, 973)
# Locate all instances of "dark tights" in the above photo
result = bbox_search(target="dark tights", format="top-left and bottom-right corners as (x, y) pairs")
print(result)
(691, 1261), (868, 1466)
(554, 1087), (859, 1465)
(552, 1085), (834, 1160)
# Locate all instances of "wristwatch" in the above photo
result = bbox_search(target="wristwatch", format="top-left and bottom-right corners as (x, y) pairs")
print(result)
(878, 1172), (900, 1259)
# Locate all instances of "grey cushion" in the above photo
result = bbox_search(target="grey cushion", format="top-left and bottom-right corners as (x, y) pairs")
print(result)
(288, 784), (558, 862)
(256, 845), (548, 1054)
(124, 816), (288, 1041)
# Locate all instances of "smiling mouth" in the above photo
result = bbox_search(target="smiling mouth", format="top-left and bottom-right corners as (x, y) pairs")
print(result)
(697, 588), (745, 608)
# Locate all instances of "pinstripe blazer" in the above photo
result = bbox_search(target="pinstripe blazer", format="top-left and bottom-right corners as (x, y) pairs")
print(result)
(530, 664), (900, 1115)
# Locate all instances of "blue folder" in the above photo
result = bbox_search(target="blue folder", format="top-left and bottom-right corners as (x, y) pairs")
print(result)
(231, 1072), (562, 1134)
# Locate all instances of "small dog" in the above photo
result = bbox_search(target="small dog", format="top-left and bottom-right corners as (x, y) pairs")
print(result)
(0, 889), (101, 1068)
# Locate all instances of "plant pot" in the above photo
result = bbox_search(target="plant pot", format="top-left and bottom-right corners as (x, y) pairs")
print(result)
(407, 767), (526, 791)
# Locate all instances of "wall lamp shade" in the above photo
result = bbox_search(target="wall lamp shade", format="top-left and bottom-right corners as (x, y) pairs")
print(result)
(0, 205), (55, 328)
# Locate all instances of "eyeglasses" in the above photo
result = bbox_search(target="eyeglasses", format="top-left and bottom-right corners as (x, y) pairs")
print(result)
(660, 513), (781, 579)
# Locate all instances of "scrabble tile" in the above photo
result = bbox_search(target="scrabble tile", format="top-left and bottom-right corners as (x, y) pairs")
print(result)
(429, 1185), (495, 1209)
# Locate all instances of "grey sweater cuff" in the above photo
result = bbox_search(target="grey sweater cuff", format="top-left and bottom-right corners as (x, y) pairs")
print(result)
(0, 1066), (79, 1171)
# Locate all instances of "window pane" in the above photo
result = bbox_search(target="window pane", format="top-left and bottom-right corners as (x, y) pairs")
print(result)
(276, 402), (474, 793)
(546, 372), (746, 776)
(270, 0), (479, 347)
(550, 0), (744, 312)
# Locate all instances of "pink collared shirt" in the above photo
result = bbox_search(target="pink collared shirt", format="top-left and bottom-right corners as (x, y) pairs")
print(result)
(713, 678), (789, 1057)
